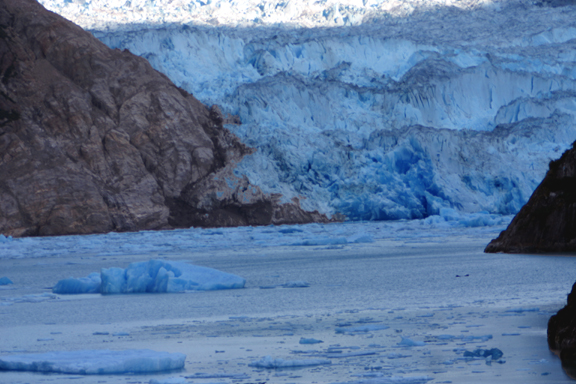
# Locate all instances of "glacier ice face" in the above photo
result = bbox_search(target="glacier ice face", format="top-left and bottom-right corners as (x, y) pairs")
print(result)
(34, 1), (576, 220)
(52, 260), (246, 294)
(0, 349), (186, 374)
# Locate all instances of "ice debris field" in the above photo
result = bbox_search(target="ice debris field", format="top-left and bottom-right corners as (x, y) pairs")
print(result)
(2, 219), (576, 383)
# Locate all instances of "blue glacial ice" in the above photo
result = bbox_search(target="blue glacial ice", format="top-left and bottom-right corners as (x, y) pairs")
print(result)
(52, 272), (101, 294)
(0, 349), (185, 374)
(52, 260), (245, 294)
(0, 277), (13, 285)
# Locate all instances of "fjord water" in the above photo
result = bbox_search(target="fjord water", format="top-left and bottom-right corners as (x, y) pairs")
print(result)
(1, 220), (576, 383)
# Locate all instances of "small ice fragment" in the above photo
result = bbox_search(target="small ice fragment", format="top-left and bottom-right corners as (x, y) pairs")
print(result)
(397, 337), (426, 347)
(300, 338), (323, 344)
(149, 378), (187, 384)
(113, 332), (130, 336)
(248, 356), (330, 368)
(36, 338), (54, 341)
(93, 332), (109, 335)
(282, 281), (310, 288)
(505, 308), (539, 313)
(502, 333), (520, 336)
(463, 348), (503, 360)
(0, 277), (13, 285)
(331, 375), (433, 383)
(186, 373), (249, 379)
(336, 324), (389, 334)
(347, 233), (374, 243)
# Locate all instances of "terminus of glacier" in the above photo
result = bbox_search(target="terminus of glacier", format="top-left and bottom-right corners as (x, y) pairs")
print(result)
(47, 0), (576, 221)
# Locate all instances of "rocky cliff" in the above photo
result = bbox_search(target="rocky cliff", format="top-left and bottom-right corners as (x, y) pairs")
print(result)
(485, 142), (576, 253)
(0, 0), (327, 237)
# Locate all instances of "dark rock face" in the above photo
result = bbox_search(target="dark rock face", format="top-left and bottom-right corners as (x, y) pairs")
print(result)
(548, 282), (576, 352)
(0, 0), (328, 237)
(485, 142), (576, 253)
(548, 282), (576, 377)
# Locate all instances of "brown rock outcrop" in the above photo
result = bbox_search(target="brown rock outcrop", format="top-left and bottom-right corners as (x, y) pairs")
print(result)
(485, 142), (576, 253)
(0, 0), (328, 237)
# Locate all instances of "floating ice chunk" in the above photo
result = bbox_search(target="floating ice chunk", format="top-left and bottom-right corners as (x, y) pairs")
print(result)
(0, 349), (185, 374)
(295, 237), (347, 246)
(461, 334), (493, 343)
(3, 292), (57, 304)
(347, 233), (374, 244)
(0, 277), (13, 285)
(52, 260), (245, 294)
(248, 356), (330, 369)
(149, 378), (187, 384)
(186, 373), (250, 379)
(0, 234), (12, 243)
(326, 351), (377, 358)
(336, 324), (389, 334)
(506, 307), (539, 313)
(397, 337), (426, 347)
(387, 353), (412, 359)
(283, 281), (310, 288)
(332, 375), (433, 383)
(463, 348), (503, 360)
(52, 272), (101, 294)
(299, 338), (323, 344)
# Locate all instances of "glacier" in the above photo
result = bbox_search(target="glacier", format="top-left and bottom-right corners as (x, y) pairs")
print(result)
(52, 259), (246, 294)
(37, 0), (576, 221)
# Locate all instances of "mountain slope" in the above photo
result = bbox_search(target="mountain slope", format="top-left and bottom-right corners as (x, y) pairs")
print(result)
(0, 0), (326, 237)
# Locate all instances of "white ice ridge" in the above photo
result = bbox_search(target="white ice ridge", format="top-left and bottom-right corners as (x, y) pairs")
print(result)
(52, 259), (246, 294)
(0, 349), (186, 374)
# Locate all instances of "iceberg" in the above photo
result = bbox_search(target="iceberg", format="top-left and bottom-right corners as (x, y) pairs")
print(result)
(0, 349), (185, 374)
(52, 260), (245, 294)
(0, 277), (13, 285)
